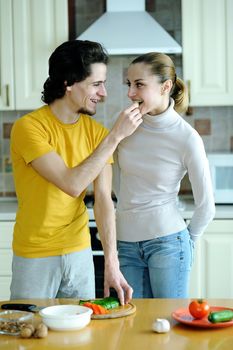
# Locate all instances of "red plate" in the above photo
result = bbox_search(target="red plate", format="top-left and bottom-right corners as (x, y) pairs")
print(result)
(172, 306), (233, 328)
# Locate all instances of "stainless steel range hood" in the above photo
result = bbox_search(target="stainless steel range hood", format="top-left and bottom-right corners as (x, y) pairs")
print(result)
(77, 0), (182, 55)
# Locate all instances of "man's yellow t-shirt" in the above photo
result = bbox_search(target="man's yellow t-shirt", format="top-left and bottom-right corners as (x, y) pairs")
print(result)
(10, 105), (110, 258)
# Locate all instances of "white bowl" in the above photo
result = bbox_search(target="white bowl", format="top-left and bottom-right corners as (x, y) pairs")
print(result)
(39, 305), (93, 331)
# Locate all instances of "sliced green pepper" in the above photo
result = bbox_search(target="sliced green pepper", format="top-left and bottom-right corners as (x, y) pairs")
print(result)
(79, 297), (120, 310)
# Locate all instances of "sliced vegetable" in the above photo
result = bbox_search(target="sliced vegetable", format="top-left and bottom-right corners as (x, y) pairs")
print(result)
(208, 310), (233, 323)
(93, 297), (120, 310)
(80, 297), (120, 310)
(82, 302), (108, 315)
(188, 299), (210, 319)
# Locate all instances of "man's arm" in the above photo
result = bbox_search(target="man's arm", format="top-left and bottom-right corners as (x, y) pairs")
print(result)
(93, 164), (133, 305)
(31, 102), (142, 197)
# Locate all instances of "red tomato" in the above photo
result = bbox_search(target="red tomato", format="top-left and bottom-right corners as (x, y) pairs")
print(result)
(189, 300), (210, 319)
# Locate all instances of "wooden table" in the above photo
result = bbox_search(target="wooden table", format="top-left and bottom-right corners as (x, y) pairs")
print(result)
(1, 298), (233, 350)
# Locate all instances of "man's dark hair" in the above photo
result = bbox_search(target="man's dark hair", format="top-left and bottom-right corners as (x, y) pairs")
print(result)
(41, 40), (109, 104)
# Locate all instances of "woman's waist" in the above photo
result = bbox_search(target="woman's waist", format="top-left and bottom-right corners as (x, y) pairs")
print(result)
(117, 197), (178, 212)
(116, 205), (186, 241)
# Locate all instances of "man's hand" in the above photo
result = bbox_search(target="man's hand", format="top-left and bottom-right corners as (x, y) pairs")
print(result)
(111, 102), (142, 142)
(103, 260), (133, 306)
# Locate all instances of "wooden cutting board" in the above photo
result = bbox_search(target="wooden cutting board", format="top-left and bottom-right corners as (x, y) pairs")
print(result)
(91, 302), (136, 319)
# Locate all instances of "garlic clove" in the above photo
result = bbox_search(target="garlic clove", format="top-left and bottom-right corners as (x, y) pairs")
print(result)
(152, 318), (170, 333)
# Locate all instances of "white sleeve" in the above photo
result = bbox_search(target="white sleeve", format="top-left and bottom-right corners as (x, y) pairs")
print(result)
(184, 132), (215, 241)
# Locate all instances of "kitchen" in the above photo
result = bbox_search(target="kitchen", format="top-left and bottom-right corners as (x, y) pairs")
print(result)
(1, 0), (233, 347)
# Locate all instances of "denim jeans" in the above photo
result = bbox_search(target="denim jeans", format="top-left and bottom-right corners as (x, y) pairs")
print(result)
(117, 229), (194, 298)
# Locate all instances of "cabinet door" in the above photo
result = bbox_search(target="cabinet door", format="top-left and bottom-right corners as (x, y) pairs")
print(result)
(0, 222), (14, 300)
(201, 220), (233, 298)
(0, 250), (13, 276)
(182, 0), (233, 106)
(189, 219), (233, 298)
(13, 0), (68, 109)
(0, 0), (14, 109)
(0, 277), (12, 301)
(0, 221), (14, 248)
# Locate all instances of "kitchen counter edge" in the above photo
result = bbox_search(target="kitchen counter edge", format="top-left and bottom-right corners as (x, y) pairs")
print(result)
(1, 199), (233, 221)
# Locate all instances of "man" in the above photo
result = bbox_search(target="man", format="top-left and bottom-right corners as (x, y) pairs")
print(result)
(10, 40), (142, 305)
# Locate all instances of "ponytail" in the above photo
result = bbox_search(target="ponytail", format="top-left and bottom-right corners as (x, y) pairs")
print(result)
(171, 77), (189, 114)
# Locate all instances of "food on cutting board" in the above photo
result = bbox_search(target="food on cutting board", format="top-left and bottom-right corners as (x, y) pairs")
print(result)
(79, 297), (120, 314)
(80, 296), (120, 309)
(152, 318), (170, 333)
(188, 299), (210, 319)
(82, 302), (108, 315)
(208, 310), (233, 323)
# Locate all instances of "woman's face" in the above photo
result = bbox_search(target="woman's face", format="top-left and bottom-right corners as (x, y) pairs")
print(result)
(127, 62), (170, 116)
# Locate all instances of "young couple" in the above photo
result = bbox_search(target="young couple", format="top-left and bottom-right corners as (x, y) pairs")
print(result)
(10, 40), (215, 303)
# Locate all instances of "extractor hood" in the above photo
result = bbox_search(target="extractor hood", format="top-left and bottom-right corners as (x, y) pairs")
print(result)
(77, 0), (182, 55)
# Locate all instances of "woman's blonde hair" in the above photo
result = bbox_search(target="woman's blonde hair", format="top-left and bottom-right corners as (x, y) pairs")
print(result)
(131, 52), (188, 114)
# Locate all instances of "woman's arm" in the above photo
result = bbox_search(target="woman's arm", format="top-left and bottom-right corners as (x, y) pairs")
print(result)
(185, 133), (216, 241)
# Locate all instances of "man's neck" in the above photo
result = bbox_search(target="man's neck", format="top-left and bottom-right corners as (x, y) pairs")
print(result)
(49, 99), (79, 124)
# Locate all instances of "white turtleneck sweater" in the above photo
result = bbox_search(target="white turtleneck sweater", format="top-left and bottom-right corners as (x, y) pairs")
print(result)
(113, 99), (215, 242)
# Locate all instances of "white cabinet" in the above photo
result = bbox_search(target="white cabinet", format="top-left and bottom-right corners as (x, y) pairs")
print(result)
(0, 0), (68, 110)
(189, 220), (233, 298)
(0, 0), (14, 109)
(0, 221), (14, 300)
(182, 0), (233, 106)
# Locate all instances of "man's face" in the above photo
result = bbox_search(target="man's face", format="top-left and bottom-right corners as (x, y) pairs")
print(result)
(67, 63), (107, 116)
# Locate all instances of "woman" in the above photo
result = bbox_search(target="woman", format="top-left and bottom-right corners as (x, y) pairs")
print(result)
(113, 52), (215, 298)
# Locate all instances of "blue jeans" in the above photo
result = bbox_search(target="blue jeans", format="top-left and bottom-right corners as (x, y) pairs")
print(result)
(117, 229), (194, 298)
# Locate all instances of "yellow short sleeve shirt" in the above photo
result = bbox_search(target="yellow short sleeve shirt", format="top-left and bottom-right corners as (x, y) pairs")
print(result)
(10, 105), (111, 258)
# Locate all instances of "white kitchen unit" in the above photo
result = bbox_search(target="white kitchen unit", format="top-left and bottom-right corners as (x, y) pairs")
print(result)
(0, 221), (14, 300)
(0, 0), (14, 109)
(189, 220), (233, 298)
(182, 0), (233, 106)
(0, 0), (68, 110)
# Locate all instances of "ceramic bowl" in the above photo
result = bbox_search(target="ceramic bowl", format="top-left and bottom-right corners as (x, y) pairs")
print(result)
(39, 304), (93, 331)
(0, 310), (34, 335)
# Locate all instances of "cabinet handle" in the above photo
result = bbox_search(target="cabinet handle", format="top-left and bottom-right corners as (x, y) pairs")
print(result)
(5, 84), (10, 106)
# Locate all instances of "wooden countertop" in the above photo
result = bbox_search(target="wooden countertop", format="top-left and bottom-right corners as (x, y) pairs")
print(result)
(1, 298), (233, 350)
